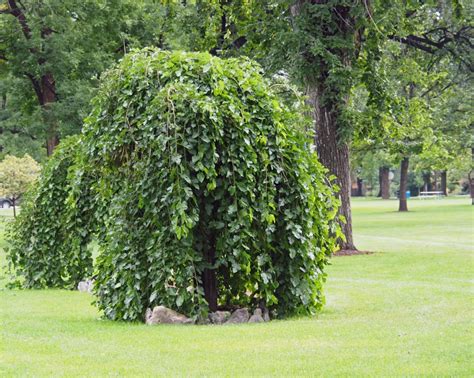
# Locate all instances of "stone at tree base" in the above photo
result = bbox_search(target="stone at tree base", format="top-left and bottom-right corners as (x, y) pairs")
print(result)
(209, 311), (231, 325)
(77, 279), (94, 293)
(248, 308), (265, 323)
(145, 305), (193, 325)
(262, 307), (270, 322)
(225, 308), (250, 324)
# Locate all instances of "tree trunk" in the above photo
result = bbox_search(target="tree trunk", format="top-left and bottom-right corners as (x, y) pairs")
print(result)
(292, 0), (359, 251)
(203, 246), (217, 312)
(355, 177), (363, 196)
(440, 170), (447, 196)
(199, 199), (218, 312)
(423, 172), (432, 192)
(12, 197), (16, 218)
(40, 73), (59, 156)
(307, 86), (356, 251)
(470, 148), (474, 205)
(399, 157), (409, 212)
(380, 166), (390, 199)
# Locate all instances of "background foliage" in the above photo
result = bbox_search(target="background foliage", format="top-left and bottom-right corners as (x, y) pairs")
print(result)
(6, 136), (94, 288)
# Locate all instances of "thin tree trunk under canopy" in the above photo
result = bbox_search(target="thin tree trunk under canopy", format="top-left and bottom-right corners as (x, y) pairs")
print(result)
(399, 157), (409, 212)
(356, 178), (364, 197)
(307, 87), (356, 251)
(470, 148), (474, 205)
(380, 166), (390, 199)
(441, 170), (447, 196)
(423, 172), (432, 192)
(36, 73), (59, 156)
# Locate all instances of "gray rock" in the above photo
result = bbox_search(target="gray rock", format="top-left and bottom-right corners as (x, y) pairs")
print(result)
(248, 308), (265, 323)
(262, 307), (270, 322)
(209, 311), (231, 325)
(146, 305), (193, 325)
(77, 279), (94, 293)
(225, 308), (250, 324)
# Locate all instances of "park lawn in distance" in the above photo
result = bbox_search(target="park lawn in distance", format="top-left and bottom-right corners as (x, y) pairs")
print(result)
(0, 198), (473, 376)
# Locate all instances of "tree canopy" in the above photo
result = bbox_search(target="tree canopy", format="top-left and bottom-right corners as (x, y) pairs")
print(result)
(7, 49), (340, 321)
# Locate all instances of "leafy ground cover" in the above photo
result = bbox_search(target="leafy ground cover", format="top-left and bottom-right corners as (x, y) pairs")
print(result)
(0, 198), (473, 376)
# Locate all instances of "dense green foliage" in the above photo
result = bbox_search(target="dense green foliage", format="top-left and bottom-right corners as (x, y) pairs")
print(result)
(6, 136), (94, 288)
(7, 49), (339, 321)
(83, 49), (339, 320)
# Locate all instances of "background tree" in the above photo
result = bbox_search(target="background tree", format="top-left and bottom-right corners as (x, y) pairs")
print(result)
(0, 153), (40, 216)
(0, 0), (173, 156)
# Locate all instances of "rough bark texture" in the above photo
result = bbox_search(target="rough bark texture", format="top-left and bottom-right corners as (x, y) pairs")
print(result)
(293, 0), (359, 251)
(307, 86), (356, 250)
(399, 157), (409, 212)
(199, 200), (218, 312)
(380, 166), (390, 199)
(39, 72), (59, 156)
(440, 170), (447, 196)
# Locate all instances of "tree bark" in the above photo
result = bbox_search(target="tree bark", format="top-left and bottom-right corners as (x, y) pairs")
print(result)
(423, 172), (432, 192)
(199, 199), (218, 312)
(292, 0), (359, 251)
(39, 73), (59, 156)
(307, 86), (356, 250)
(380, 166), (390, 199)
(356, 178), (364, 197)
(202, 245), (217, 312)
(399, 157), (409, 212)
(470, 148), (474, 205)
(440, 170), (447, 196)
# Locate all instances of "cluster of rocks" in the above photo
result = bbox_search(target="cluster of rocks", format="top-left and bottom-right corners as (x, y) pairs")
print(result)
(77, 279), (94, 293)
(145, 306), (270, 325)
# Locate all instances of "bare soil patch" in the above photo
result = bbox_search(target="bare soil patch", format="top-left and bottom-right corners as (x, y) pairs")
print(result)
(334, 249), (374, 257)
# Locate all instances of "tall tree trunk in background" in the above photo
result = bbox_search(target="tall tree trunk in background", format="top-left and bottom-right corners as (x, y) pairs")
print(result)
(5, 1), (59, 156)
(399, 157), (409, 212)
(423, 172), (432, 192)
(380, 166), (390, 199)
(12, 197), (17, 218)
(440, 170), (447, 196)
(292, 0), (360, 251)
(307, 86), (356, 250)
(40, 73), (59, 156)
(356, 178), (363, 196)
(470, 148), (474, 205)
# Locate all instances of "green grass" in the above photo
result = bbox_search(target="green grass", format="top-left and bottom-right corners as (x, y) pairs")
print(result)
(1, 198), (473, 376)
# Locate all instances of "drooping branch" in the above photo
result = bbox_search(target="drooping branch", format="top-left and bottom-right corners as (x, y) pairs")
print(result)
(24, 72), (43, 105)
(390, 26), (474, 60)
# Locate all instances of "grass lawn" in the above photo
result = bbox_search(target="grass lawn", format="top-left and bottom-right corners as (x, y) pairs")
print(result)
(1, 198), (473, 376)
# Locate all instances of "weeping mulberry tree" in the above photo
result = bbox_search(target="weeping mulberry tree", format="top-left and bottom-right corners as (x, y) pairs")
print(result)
(8, 48), (339, 321)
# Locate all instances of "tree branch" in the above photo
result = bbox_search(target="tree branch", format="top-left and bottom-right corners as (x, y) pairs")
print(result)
(7, 0), (31, 39)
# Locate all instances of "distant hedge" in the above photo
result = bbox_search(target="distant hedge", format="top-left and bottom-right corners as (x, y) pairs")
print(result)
(8, 49), (339, 321)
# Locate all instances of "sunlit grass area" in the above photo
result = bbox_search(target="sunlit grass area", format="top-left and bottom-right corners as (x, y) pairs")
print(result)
(1, 198), (473, 376)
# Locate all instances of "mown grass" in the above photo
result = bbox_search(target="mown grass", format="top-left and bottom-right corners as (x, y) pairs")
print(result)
(0, 198), (473, 376)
